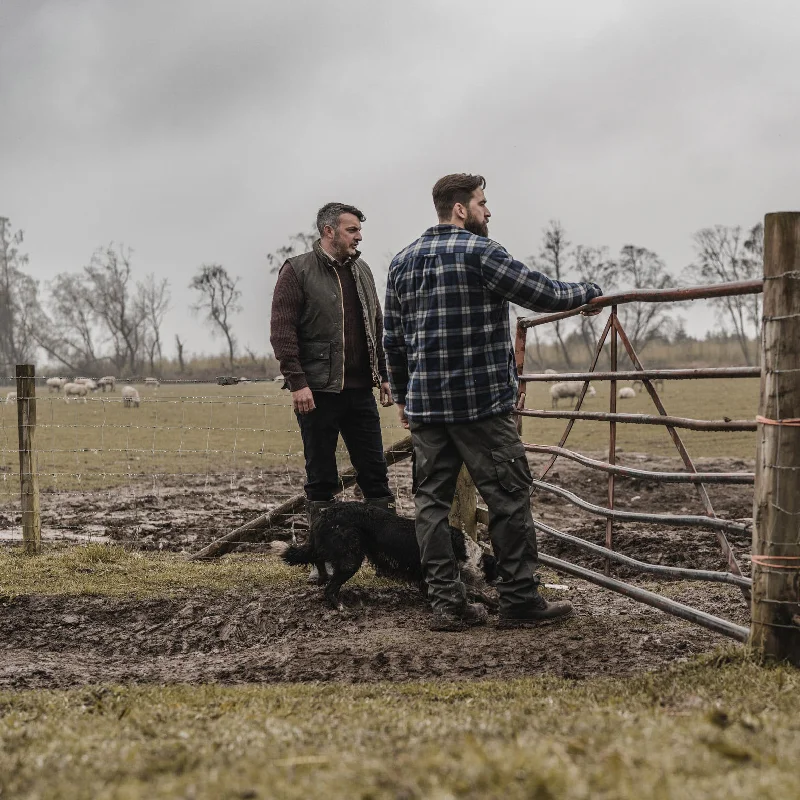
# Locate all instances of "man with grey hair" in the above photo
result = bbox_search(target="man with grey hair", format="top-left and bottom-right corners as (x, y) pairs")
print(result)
(271, 203), (395, 580)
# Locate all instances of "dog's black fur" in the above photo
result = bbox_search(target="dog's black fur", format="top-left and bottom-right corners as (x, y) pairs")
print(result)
(277, 502), (497, 609)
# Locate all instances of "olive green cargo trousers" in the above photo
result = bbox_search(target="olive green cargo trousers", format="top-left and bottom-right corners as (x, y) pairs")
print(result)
(410, 413), (540, 614)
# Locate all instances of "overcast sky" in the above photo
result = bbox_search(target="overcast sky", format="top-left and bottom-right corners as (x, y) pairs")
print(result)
(2, 0), (798, 360)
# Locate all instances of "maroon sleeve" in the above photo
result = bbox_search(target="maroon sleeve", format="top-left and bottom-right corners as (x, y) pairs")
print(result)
(270, 264), (308, 392)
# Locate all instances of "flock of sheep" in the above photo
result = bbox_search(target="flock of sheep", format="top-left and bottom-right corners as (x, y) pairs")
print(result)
(548, 376), (663, 408)
(4, 373), (659, 409)
(4, 376), (162, 408)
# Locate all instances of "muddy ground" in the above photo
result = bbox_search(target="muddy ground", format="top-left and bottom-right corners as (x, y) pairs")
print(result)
(0, 452), (754, 690)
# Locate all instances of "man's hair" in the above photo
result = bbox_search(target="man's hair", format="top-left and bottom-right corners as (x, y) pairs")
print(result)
(432, 174), (486, 221)
(316, 203), (366, 236)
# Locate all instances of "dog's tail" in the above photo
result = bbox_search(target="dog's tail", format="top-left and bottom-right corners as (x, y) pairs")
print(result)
(269, 540), (314, 566)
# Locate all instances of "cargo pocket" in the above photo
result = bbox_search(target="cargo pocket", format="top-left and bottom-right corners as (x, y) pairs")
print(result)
(491, 441), (532, 492)
(299, 341), (332, 389)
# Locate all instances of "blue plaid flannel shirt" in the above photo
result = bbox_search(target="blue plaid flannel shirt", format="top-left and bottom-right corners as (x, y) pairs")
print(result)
(384, 225), (602, 424)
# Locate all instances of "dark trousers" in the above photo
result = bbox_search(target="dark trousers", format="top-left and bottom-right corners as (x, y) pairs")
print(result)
(296, 389), (391, 502)
(410, 414), (540, 613)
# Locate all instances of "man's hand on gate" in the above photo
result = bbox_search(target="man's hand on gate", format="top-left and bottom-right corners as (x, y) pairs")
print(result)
(292, 387), (315, 414)
(380, 382), (393, 407)
(396, 403), (409, 429)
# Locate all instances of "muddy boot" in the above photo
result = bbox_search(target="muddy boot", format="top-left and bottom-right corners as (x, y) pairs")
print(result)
(363, 496), (397, 514)
(429, 602), (488, 632)
(306, 500), (335, 584)
(498, 593), (574, 628)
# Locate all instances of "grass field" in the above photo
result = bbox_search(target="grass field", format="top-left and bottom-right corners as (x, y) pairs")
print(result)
(0, 374), (783, 800)
(0, 377), (760, 498)
(1, 654), (798, 800)
(0, 546), (796, 800)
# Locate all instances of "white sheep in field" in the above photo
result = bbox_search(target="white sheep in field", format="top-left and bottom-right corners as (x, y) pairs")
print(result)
(273, 375), (285, 383)
(46, 377), (67, 393)
(144, 377), (160, 389)
(75, 377), (98, 392)
(97, 376), (116, 392)
(5, 391), (17, 404)
(63, 382), (88, 403)
(550, 381), (596, 408)
(618, 387), (637, 400)
(632, 378), (664, 393)
(544, 368), (558, 375)
(122, 385), (140, 408)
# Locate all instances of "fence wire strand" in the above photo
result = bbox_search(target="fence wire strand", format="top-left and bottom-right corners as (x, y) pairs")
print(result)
(0, 378), (408, 549)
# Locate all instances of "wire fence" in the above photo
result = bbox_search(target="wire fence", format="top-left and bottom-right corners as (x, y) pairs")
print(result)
(0, 376), (410, 552)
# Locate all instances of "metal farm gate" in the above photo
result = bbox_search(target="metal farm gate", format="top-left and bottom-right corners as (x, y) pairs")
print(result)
(506, 280), (763, 643)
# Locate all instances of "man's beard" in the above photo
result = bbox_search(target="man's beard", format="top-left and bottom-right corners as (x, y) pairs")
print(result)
(332, 232), (356, 261)
(464, 213), (488, 238)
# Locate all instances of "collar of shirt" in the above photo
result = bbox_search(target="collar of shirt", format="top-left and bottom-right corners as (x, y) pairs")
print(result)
(315, 238), (361, 267)
(425, 224), (465, 237)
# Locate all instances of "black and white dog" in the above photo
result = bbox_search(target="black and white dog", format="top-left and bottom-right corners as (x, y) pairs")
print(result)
(273, 502), (497, 610)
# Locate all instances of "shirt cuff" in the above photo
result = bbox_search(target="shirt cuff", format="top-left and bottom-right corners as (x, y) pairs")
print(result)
(286, 374), (308, 392)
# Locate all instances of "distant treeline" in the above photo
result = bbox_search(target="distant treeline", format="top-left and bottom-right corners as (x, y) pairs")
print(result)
(524, 330), (759, 373)
(1, 214), (764, 379)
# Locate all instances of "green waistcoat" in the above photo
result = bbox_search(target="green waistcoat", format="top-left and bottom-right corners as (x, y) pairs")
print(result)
(286, 240), (381, 392)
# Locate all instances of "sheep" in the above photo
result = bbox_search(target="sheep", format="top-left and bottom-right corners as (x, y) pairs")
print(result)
(5, 391), (17, 404)
(122, 385), (140, 408)
(75, 377), (98, 392)
(239, 376), (252, 384)
(46, 377), (67, 393)
(63, 382), (88, 403)
(550, 381), (596, 408)
(618, 387), (637, 400)
(273, 374), (286, 383)
(544, 368), (558, 375)
(97, 376), (116, 392)
(632, 378), (665, 393)
(144, 377), (160, 389)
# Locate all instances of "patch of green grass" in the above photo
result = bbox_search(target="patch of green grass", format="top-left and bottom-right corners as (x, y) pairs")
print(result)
(0, 652), (797, 799)
(521, 377), (759, 460)
(0, 382), (409, 494)
(0, 379), (758, 503)
(0, 544), (392, 599)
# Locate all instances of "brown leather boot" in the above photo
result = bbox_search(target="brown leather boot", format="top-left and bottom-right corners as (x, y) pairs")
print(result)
(498, 593), (573, 627)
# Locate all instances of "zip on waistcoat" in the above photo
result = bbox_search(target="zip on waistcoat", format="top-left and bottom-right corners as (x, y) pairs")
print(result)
(333, 266), (346, 387)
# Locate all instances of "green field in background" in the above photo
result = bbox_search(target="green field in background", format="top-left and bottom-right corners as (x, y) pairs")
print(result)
(0, 378), (759, 496)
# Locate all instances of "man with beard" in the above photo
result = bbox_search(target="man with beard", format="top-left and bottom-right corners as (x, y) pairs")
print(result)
(271, 202), (395, 582)
(384, 174), (603, 631)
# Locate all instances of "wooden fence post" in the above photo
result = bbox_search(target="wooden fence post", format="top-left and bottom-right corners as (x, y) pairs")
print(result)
(16, 364), (41, 554)
(750, 212), (800, 664)
(449, 465), (478, 541)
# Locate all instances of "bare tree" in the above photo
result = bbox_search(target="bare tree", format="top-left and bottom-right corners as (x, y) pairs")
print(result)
(83, 244), (147, 373)
(601, 245), (676, 354)
(573, 244), (611, 359)
(0, 218), (43, 373)
(190, 264), (242, 369)
(138, 274), (171, 374)
(685, 224), (762, 364)
(266, 229), (317, 274)
(37, 272), (101, 372)
(530, 220), (573, 368)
